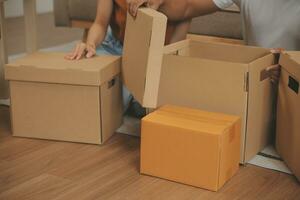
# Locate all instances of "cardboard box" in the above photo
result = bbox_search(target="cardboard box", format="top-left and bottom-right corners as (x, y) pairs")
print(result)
(276, 51), (300, 181)
(141, 105), (241, 191)
(5, 52), (123, 144)
(122, 8), (276, 163)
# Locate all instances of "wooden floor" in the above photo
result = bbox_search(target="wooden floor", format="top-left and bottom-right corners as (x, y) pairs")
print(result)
(0, 106), (300, 200)
(5, 12), (82, 56)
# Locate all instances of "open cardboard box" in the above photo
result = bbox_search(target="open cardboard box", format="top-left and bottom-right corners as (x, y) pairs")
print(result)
(5, 53), (123, 144)
(276, 51), (300, 181)
(122, 8), (276, 163)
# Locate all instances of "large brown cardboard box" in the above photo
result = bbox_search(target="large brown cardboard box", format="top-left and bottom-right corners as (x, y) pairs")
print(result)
(5, 52), (123, 144)
(141, 105), (241, 191)
(122, 8), (275, 163)
(276, 51), (300, 181)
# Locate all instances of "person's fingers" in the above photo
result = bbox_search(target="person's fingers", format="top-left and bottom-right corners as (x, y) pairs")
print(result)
(129, 0), (137, 17)
(64, 53), (74, 60)
(86, 45), (96, 58)
(271, 76), (280, 84)
(266, 64), (281, 72)
(76, 45), (87, 60)
(147, 0), (159, 10)
(129, 0), (147, 17)
(69, 44), (81, 60)
(270, 48), (284, 54)
(264, 64), (281, 84)
(132, 4), (139, 17)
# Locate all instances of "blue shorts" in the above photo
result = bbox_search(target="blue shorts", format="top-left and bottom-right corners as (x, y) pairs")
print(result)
(96, 28), (123, 56)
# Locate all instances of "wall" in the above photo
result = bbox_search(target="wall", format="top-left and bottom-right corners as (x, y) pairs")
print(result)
(4, 0), (54, 18)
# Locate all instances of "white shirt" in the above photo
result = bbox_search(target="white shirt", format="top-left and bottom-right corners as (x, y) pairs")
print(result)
(212, 0), (300, 50)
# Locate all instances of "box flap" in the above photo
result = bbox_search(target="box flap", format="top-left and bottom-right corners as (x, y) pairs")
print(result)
(244, 53), (275, 162)
(122, 8), (167, 108)
(276, 54), (300, 180)
(5, 52), (121, 86)
(280, 51), (300, 78)
(185, 41), (270, 64)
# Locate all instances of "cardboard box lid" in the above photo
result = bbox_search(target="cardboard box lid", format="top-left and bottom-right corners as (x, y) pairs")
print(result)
(122, 8), (167, 108)
(143, 105), (240, 135)
(5, 52), (121, 86)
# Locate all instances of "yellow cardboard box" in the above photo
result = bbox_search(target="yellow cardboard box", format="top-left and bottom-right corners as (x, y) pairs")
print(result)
(141, 105), (241, 191)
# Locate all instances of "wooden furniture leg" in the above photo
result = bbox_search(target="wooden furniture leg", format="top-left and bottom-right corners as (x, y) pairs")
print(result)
(0, 0), (9, 99)
(23, 0), (38, 53)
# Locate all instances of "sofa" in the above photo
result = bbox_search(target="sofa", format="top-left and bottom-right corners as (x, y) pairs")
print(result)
(53, 0), (243, 40)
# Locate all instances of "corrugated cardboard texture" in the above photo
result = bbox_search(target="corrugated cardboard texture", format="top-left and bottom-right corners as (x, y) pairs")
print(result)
(5, 52), (121, 86)
(277, 52), (300, 181)
(141, 105), (240, 191)
(122, 8), (167, 108)
(10, 81), (102, 144)
(100, 75), (123, 142)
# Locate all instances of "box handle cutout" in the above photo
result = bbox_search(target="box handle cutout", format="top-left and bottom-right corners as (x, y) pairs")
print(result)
(108, 78), (116, 89)
(288, 76), (299, 94)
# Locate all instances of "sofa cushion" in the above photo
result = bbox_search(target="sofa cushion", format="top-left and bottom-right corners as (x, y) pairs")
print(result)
(189, 11), (242, 39)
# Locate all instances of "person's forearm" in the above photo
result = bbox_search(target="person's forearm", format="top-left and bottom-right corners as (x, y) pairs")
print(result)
(169, 20), (191, 44)
(86, 23), (107, 48)
(183, 0), (220, 19)
(158, 0), (219, 21)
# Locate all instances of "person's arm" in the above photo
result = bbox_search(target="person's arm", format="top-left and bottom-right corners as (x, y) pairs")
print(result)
(127, 0), (162, 17)
(65, 0), (113, 60)
(127, 0), (230, 20)
(181, 0), (223, 19)
(168, 20), (191, 44)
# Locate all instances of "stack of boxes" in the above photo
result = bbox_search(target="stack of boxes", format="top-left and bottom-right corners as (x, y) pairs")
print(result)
(4, 8), (300, 190)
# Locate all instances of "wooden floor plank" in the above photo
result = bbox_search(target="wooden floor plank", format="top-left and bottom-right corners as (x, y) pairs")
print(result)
(0, 107), (300, 200)
(0, 174), (74, 200)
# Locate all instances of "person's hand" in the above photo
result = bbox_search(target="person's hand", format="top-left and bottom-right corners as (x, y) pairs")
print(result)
(266, 48), (283, 84)
(65, 42), (96, 60)
(127, 0), (164, 17)
(266, 64), (281, 84)
(127, 0), (147, 17)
